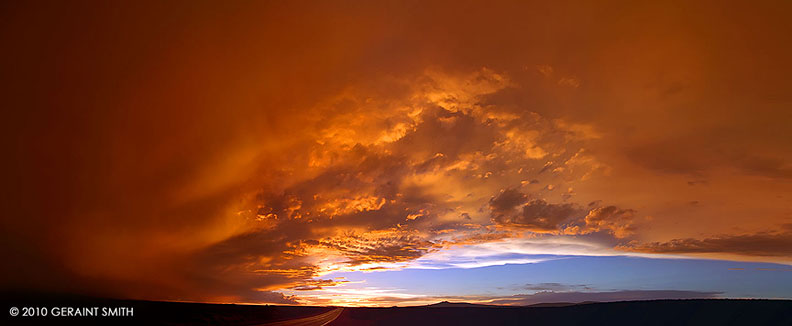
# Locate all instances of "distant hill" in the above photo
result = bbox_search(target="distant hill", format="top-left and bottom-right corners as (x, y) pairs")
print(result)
(424, 300), (599, 308)
(425, 301), (500, 308)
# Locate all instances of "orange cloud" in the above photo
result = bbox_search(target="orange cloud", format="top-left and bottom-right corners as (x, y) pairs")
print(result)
(3, 0), (791, 306)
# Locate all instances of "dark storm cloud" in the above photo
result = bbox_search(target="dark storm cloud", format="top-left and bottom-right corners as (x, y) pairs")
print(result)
(621, 228), (792, 257)
(489, 189), (636, 237)
(522, 283), (591, 291)
(494, 199), (585, 231)
(489, 189), (529, 216)
(516, 200), (584, 231)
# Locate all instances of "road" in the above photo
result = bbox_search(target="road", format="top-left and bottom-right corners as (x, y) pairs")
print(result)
(257, 308), (343, 326)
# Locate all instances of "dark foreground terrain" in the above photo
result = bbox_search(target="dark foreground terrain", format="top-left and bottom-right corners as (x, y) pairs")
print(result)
(1, 292), (331, 325)
(329, 300), (792, 326)
(2, 293), (791, 325)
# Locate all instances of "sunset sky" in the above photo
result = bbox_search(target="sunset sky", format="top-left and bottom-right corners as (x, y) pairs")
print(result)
(1, 1), (790, 306)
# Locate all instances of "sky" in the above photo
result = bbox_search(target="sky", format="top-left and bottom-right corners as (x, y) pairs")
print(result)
(0, 0), (790, 306)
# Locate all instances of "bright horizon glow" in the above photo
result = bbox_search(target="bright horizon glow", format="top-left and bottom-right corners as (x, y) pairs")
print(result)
(280, 256), (792, 307)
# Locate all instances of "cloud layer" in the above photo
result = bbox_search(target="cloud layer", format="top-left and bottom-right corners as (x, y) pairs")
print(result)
(1, 1), (791, 305)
